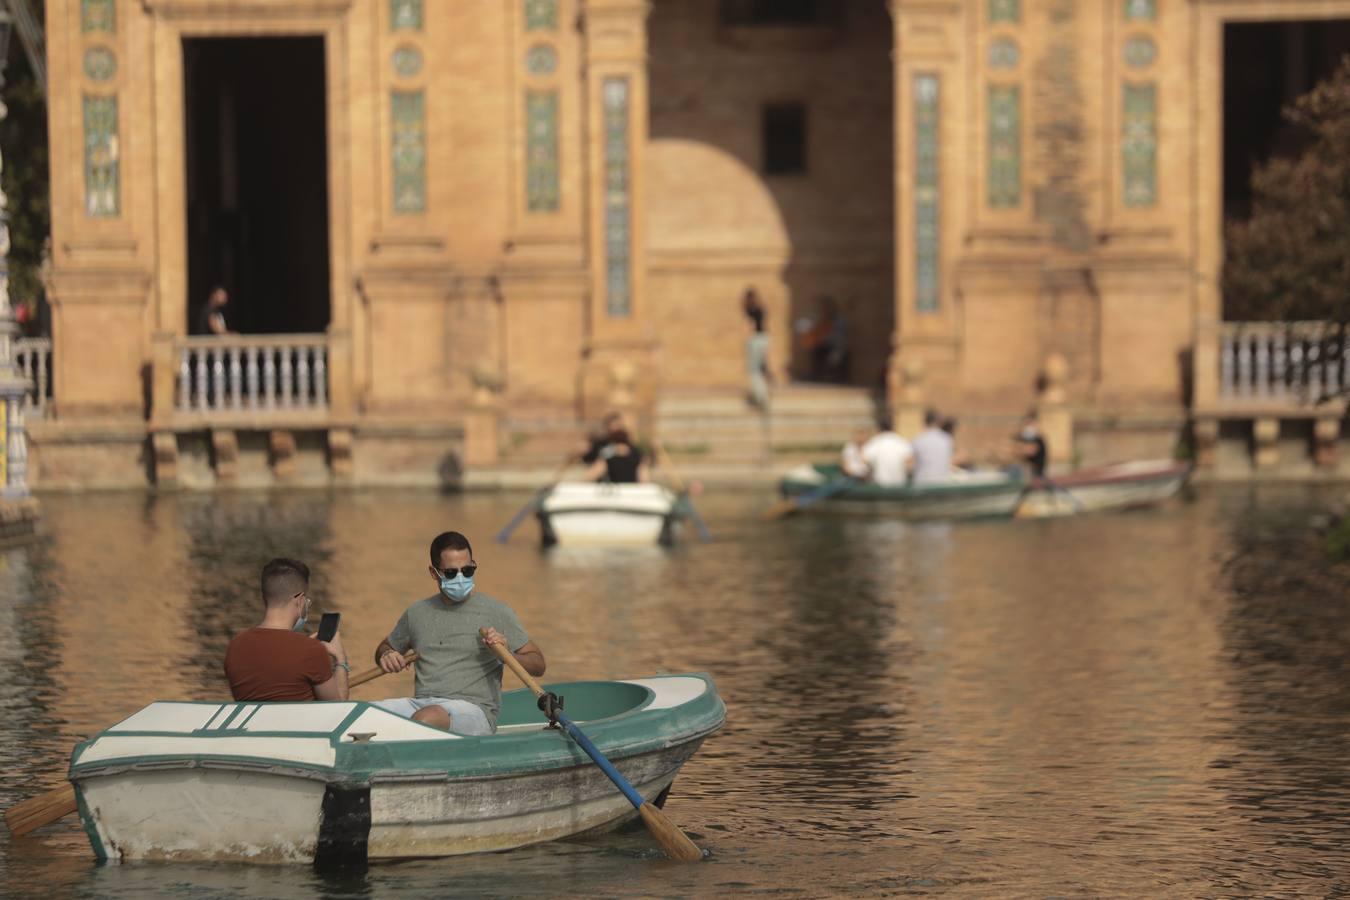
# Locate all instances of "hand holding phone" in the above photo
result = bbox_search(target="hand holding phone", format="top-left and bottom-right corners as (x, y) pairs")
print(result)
(316, 612), (341, 643)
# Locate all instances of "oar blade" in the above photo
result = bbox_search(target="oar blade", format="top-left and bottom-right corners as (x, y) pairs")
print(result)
(5, 783), (77, 837)
(761, 497), (799, 520)
(637, 802), (704, 862)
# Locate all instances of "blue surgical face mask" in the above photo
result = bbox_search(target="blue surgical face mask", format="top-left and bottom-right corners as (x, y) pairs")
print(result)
(439, 573), (474, 603)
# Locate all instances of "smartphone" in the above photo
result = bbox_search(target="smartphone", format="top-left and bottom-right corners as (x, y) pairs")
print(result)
(316, 612), (340, 643)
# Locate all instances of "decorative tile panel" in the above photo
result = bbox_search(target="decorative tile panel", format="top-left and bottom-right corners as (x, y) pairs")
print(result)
(913, 74), (940, 313)
(390, 0), (423, 31)
(989, 0), (1019, 24)
(83, 95), (120, 217)
(525, 91), (560, 212)
(987, 85), (1020, 209)
(83, 47), (117, 81)
(1123, 35), (1156, 69)
(1124, 0), (1156, 22)
(1122, 82), (1157, 207)
(525, 0), (559, 31)
(392, 45), (423, 78)
(602, 78), (631, 318)
(391, 91), (427, 214)
(81, 0), (115, 33)
(526, 44), (558, 75)
(988, 38), (1020, 69)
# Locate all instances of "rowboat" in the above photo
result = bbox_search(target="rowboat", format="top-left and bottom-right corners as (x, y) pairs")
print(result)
(778, 463), (1025, 520)
(68, 673), (724, 864)
(536, 482), (684, 546)
(1014, 459), (1192, 519)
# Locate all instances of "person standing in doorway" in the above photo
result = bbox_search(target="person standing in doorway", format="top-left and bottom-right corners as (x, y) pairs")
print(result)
(198, 285), (234, 336)
(742, 287), (771, 410)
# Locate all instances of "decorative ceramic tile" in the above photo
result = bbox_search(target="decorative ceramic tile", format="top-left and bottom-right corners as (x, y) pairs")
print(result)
(602, 78), (631, 318)
(391, 91), (426, 213)
(526, 44), (558, 75)
(525, 0), (559, 31)
(525, 91), (560, 212)
(989, 0), (1019, 24)
(988, 85), (1020, 209)
(81, 0), (115, 33)
(83, 94), (120, 217)
(1123, 35), (1156, 69)
(83, 47), (117, 81)
(988, 38), (1020, 69)
(1125, 0), (1156, 22)
(392, 45), (423, 78)
(390, 0), (423, 31)
(1122, 82), (1157, 207)
(914, 75), (940, 313)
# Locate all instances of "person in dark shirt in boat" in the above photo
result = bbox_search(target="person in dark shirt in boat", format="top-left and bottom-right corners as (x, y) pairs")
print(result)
(224, 558), (350, 702)
(580, 411), (649, 484)
(373, 531), (546, 734)
(1016, 410), (1049, 480)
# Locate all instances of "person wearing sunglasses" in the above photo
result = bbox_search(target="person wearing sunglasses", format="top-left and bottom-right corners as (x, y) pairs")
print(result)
(372, 531), (545, 734)
(224, 557), (350, 702)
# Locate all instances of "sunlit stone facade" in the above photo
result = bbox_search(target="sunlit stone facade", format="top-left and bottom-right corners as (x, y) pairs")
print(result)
(33, 0), (1350, 486)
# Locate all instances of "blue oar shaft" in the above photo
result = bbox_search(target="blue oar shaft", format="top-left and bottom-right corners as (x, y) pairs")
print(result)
(557, 712), (645, 809)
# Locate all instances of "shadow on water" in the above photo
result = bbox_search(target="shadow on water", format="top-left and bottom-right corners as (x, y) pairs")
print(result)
(3, 485), (1350, 896)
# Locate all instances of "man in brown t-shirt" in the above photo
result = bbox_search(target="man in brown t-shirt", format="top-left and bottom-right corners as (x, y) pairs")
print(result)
(224, 558), (349, 702)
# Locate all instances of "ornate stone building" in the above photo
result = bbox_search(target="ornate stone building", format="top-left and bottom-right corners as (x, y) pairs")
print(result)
(29, 0), (1350, 487)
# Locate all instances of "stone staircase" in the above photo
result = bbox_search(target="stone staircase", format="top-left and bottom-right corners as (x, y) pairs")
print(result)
(652, 384), (881, 479)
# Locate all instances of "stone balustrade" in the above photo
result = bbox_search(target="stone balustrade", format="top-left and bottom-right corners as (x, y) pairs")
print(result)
(1218, 321), (1347, 406)
(174, 334), (328, 418)
(14, 338), (51, 417)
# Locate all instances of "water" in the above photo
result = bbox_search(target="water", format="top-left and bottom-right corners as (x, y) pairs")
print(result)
(2, 485), (1349, 897)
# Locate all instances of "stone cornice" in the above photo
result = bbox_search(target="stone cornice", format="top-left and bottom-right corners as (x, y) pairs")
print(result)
(139, 0), (353, 19)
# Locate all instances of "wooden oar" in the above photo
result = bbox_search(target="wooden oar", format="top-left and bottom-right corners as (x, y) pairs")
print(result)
(4, 651), (418, 838)
(762, 476), (856, 520)
(488, 642), (703, 862)
(495, 456), (574, 543)
(652, 442), (712, 542)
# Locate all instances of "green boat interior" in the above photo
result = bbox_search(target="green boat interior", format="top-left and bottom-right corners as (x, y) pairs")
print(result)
(498, 681), (654, 729)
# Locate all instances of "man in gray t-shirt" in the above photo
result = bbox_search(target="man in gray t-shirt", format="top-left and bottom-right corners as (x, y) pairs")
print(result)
(911, 409), (955, 485)
(374, 531), (546, 734)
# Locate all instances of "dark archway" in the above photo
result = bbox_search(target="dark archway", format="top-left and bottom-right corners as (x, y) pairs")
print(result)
(183, 36), (332, 335)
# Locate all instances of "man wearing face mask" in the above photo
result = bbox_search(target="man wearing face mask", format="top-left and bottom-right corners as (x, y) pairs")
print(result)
(224, 558), (350, 701)
(373, 531), (545, 734)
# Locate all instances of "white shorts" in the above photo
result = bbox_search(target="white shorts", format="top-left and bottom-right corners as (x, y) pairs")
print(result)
(374, 697), (492, 735)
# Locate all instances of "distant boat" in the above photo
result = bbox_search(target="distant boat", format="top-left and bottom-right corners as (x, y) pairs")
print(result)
(778, 463), (1025, 520)
(68, 674), (725, 864)
(1014, 459), (1192, 519)
(537, 482), (684, 546)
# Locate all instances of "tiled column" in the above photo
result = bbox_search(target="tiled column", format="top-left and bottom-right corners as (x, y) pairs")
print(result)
(579, 0), (655, 426)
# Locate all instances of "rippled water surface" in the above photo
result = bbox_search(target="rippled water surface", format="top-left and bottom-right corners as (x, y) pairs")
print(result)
(2, 485), (1349, 897)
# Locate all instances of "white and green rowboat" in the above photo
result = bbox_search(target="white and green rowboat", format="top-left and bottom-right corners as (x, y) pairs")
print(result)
(68, 674), (724, 864)
(536, 482), (686, 546)
(779, 463), (1026, 520)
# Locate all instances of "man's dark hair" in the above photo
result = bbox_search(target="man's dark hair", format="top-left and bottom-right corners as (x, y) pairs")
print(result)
(924, 408), (940, 427)
(876, 416), (894, 432)
(430, 531), (474, 566)
(261, 558), (310, 606)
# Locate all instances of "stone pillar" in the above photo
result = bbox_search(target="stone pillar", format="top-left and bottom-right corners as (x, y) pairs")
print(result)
(1252, 417), (1279, 470)
(1039, 353), (1073, 466)
(1192, 417), (1218, 469)
(1314, 416), (1341, 470)
(891, 356), (925, 437)
(579, 0), (656, 424)
(462, 369), (502, 467)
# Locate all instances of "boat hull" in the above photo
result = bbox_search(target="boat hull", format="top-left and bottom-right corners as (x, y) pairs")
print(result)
(779, 464), (1024, 520)
(68, 675), (724, 864)
(537, 483), (681, 546)
(1015, 460), (1191, 519)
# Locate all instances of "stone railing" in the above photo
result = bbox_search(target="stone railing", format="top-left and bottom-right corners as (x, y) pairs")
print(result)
(172, 334), (329, 419)
(1217, 321), (1347, 405)
(14, 337), (51, 417)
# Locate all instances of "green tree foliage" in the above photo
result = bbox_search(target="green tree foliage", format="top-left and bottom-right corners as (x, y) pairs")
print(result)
(1223, 56), (1350, 325)
(0, 35), (49, 325)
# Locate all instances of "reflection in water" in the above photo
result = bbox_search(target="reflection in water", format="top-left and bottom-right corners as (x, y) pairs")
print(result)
(2, 486), (1349, 896)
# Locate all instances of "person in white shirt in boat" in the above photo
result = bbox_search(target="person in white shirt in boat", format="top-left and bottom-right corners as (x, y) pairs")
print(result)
(840, 425), (872, 479)
(373, 531), (546, 734)
(860, 417), (914, 487)
(911, 409), (955, 485)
